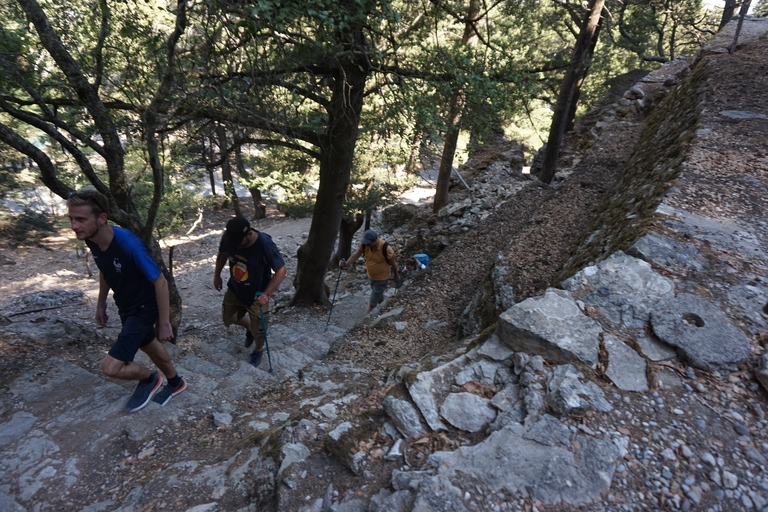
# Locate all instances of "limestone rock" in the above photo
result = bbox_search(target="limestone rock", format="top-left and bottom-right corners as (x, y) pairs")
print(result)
(382, 396), (426, 439)
(497, 288), (602, 366)
(604, 335), (649, 392)
(650, 293), (750, 372)
(440, 392), (497, 432)
(545, 364), (613, 417)
(562, 251), (675, 329)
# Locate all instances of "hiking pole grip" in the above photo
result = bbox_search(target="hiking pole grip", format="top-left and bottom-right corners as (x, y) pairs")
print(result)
(255, 292), (273, 372)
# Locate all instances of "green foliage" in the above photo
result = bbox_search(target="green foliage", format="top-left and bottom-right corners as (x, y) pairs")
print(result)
(238, 146), (316, 217)
(0, 0), (725, 246)
(343, 127), (414, 219)
(755, 0), (768, 17)
(0, 208), (56, 248)
(604, 0), (716, 61)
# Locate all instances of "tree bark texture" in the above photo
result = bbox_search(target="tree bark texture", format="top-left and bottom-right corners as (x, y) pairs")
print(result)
(433, 103), (462, 214)
(565, 18), (603, 132)
(719, 0), (738, 31)
(539, 0), (606, 185)
(333, 213), (365, 267)
(290, 58), (367, 306)
(731, 0), (753, 53)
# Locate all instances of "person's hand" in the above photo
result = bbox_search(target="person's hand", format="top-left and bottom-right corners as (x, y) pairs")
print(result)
(157, 320), (174, 342)
(256, 292), (270, 306)
(213, 274), (222, 291)
(96, 306), (108, 327)
(393, 273), (400, 283)
(339, 259), (347, 268)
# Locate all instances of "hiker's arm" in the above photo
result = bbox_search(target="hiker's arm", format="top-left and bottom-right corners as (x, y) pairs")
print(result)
(213, 252), (228, 291)
(96, 272), (110, 327)
(152, 273), (174, 342)
(389, 255), (400, 282)
(256, 265), (286, 306)
(341, 249), (362, 267)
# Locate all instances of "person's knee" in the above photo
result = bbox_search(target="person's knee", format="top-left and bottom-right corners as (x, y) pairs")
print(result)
(101, 357), (123, 378)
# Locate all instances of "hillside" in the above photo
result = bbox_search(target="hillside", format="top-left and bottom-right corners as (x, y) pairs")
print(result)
(1, 17), (767, 512)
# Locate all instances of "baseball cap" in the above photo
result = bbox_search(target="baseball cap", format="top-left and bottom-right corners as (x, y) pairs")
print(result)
(360, 229), (378, 245)
(226, 217), (250, 245)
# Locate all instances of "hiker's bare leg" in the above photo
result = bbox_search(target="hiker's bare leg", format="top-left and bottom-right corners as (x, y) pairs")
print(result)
(235, 315), (252, 333)
(102, 355), (150, 381)
(141, 339), (177, 378)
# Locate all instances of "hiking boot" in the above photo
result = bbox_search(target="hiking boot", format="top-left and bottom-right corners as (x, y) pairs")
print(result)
(125, 372), (161, 413)
(245, 330), (254, 348)
(152, 376), (187, 406)
(250, 350), (263, 368)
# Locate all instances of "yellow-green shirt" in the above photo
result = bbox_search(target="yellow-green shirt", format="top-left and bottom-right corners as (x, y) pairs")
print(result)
(359, 242), (394, 281)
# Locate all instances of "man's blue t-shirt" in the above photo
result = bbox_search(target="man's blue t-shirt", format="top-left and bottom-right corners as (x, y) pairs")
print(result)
(219, 229), (285, 307)
(86, 226), (161, 316)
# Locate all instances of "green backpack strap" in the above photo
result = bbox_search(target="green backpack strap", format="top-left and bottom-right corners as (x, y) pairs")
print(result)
(381, 241), (389, 259)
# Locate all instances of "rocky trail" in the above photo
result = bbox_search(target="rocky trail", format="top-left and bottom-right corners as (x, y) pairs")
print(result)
(2, 17), (768, 512)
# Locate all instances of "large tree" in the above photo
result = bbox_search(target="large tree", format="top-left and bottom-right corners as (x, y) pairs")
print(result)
(432, 0), (480, 214)
(539, 0), (606, 184)
(0, 0), (190, 334)
(176, 0), (377, 305)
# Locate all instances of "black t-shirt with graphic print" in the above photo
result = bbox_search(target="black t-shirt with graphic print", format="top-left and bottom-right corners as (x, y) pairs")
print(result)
(218, 229), (285, 307)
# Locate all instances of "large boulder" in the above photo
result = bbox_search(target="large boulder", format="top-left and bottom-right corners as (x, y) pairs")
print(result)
(497, 288), (602, 367)
(562, 251), (675, 330)
(650, 293), (751, 372)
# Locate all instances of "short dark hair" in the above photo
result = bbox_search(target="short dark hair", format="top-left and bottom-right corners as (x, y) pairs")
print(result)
(67, 187), (109, 217)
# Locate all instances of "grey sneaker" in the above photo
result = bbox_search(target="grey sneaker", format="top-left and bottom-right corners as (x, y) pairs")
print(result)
(125, 372), (161, 413)
(152, 376), (187, 406)
(250, 350), (263, 368)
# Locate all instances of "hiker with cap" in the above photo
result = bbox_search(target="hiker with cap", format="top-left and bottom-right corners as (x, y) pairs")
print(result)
(340, 229), (400, 313)
(213, 217), (286, 368)
(67, 187), (186, 412)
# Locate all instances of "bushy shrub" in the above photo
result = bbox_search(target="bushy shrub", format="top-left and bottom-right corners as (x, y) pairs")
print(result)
(0, 208), (56, 247)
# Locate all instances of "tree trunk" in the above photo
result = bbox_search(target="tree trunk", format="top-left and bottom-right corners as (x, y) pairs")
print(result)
(719, 0), (737, 31)
(432, 0), (480, 214)
(333, 213), (364, 267)
(565, 18), (603, 132)
(290, 59), (367, 306)
(731, 0), (753, 53)
(234, 145), (266, 220)
(206, 135), (217, 196)
(539, 0), (606, 185)
(433, 111), (461, 214)
(217, 124), (242, 217)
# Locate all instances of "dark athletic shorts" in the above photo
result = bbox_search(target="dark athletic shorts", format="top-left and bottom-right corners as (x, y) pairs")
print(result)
(108, 303), (159, 362)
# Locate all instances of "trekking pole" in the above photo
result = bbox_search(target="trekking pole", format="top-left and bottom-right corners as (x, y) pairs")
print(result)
(325, 260), (344, 331)
(255, 292), (273, 372)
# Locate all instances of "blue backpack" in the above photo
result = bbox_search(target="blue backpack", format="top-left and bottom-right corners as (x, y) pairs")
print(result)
(414, 254), (431, 267)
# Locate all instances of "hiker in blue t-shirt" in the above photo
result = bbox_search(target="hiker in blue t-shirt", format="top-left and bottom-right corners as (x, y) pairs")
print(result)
(213, 217), (287, 368)
(67, 187), (185, 413)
